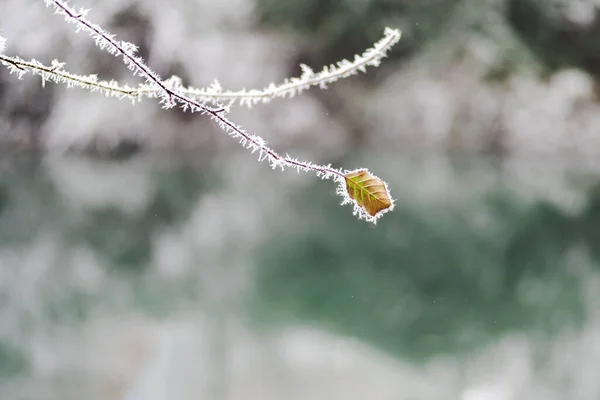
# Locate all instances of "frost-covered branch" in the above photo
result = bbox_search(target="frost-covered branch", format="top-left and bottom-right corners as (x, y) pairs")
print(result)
(142, 28), (401, 107)
(0, 53), (140, 100)
(0, 28), (400, 109)
(43, 0), (225, 114)
(1, 0), (397, 222)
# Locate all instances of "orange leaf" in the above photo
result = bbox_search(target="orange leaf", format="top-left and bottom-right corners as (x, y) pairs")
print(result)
(342, 169), (393, 222)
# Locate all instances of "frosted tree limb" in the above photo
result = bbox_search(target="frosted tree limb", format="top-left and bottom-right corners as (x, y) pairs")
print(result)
(0, 54), (140, 101)
(142, 28), (402, 107)
(0, 28), (401, 108)
(4, 0), (397, 223)
(42, 0), (226, 114)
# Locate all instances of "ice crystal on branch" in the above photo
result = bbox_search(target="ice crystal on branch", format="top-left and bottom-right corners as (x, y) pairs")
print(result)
(140, 27), (402, 107)
(1, 27), (400, 111)
(0, 27), (400, 111)
(0, 0), (399, 223)
(0, 53), (140, 101)
(42, 0), (225, 116)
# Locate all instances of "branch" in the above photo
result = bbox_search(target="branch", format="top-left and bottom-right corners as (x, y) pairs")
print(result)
(43, 0), (225, 114)
(0, 54), (140, 100)
(1, 28), (401, 109)
(141, 28), (402, 107)
(34, 0), (396, 222)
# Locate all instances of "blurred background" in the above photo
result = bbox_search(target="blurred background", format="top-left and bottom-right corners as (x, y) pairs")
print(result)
(2, 0), (600, 399)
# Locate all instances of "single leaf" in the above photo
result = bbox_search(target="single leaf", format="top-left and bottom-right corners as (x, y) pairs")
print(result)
(340, 168), (394, 222)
